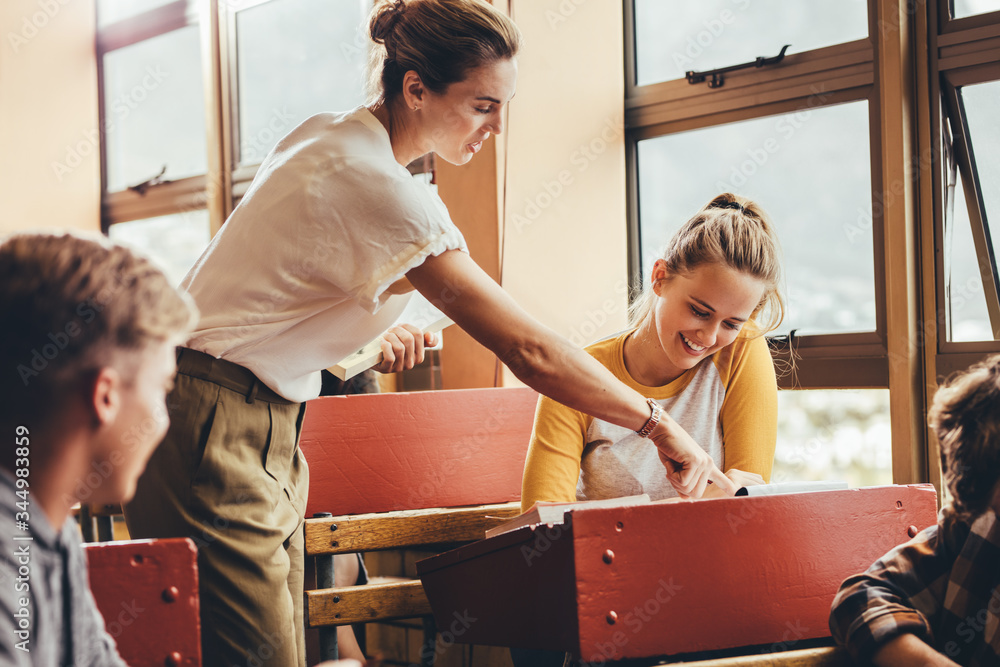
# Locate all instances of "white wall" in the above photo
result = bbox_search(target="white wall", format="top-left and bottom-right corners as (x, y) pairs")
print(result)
(503, 0), (629, 382)
(0, 0), (100, 235)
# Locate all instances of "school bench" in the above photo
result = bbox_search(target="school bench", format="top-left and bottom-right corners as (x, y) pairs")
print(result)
(298, 386), (541, 664)
(417, 484), (938, 665)
(84, 537), (202, 666)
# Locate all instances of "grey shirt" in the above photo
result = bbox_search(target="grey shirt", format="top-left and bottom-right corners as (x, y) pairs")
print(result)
(0, 469), (127, 666)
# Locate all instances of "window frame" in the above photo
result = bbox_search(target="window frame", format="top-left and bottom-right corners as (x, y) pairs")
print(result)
(624, 1), (888, 390)
(928, 3), (1000, 378)
(97, 0), (216, 234)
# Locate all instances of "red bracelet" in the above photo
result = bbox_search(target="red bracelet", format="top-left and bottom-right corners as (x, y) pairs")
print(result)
(635, 397), (663, 438)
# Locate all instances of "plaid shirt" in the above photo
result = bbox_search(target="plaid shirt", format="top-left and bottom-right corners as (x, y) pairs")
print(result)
(829, 509), (1000, 666)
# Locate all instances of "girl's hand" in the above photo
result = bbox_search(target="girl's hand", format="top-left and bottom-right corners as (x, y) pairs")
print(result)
(725, 468), (765, 489)
(374, 324), (439, 373)
(649, 415), (737, 498)
(701, 468), (765, 499)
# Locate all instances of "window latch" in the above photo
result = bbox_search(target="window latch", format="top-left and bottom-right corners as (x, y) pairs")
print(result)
(686, 44), (791, 89)
(128, 165), (170, 196)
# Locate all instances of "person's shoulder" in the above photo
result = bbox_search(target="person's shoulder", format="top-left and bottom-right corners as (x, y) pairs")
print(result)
(710, 323), (766, 370)
(584, 330), (630, 368)
(272, 108), (388, 163)
(936, 506), (999, 557)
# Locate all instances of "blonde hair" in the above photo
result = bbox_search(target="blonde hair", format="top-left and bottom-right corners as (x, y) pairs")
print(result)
(0, 232), (197, 424)
(366, 0), (522, 106)
(628, 193), (785, 335)
(929, 354), (1000, 520)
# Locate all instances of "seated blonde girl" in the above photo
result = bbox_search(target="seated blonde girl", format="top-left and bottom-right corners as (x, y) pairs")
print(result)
(520, 193), (785, 510)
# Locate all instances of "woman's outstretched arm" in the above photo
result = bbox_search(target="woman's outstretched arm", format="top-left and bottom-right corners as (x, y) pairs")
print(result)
(406, 249), (736, 498)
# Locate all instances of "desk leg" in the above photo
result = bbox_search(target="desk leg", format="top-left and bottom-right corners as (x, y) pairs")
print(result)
(314, 512), (339, 662)
(422, 615), (437, 667)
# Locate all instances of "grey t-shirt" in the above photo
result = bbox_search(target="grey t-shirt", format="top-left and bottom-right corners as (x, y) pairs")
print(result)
(0, 469), (127, 666)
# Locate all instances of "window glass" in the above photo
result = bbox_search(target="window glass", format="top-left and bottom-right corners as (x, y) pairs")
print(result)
(103, 26), (207, 192)
(946, 170), (995, 341)
(962, 81), (1000, 267)
(953, 0), (1000, 19)
(633, 0), (869, 87)
(774, 389), (892, 488)
(637, 101), (874, 337)
(235, 0), (368, 164)
(108, 210), (211, 287)
(943, 80), (1000, 342)
(97, 0), (180, 27)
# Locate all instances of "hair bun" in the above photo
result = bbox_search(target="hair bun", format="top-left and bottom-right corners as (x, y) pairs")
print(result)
(370, 0), (407, 46)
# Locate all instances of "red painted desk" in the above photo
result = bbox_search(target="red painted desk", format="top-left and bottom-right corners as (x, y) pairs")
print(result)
(85, 537), (201, 667)
(417, 484), (937, 662)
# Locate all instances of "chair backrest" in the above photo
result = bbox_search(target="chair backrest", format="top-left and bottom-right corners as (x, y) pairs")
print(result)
(299, 386), (539, 662)
(85, 537), (201, 667)
(299, 386), (540, 517)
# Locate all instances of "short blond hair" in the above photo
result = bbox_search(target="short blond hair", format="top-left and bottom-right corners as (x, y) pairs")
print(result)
(0, 232), (197, 423)
(629, 193), (785, 335)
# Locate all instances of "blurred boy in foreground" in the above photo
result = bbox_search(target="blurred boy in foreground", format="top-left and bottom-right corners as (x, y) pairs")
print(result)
(0, 233), (197, 665)
(830, 354), (1000, 666)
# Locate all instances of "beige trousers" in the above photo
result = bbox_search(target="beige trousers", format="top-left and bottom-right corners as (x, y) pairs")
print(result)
(125, 349), (309, 667)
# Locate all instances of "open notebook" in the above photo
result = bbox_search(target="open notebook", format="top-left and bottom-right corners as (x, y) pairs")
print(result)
(485, 495), (652, 539)
(484, 481), (849, 539)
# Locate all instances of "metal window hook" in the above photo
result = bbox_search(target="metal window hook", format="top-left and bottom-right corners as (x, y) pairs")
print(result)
(128, 165), (170, 196)
(686, 44), (791, 89)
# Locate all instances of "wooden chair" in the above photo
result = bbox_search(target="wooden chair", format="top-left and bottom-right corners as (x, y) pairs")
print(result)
(299, 386), (540, 664)
(77, 502), (121, 542)
(85, 537), (201, 666)
(666, 646), (851, 666)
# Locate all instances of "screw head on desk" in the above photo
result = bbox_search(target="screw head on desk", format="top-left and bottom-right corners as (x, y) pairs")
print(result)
(602, 549), (615, 564)
(164, 651), (182, 666)
(606, 611), (618, 625)
(162, 586), (180, 603)
(907, 525), (919, 538)
(330, 524), (338, 532)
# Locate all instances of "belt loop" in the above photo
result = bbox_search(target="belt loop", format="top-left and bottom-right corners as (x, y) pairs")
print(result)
(246, 379), (259, 405)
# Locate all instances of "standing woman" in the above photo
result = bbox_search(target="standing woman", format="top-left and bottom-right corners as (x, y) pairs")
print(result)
(125, 2), (737, 666)
(521, 194), (785, 511)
